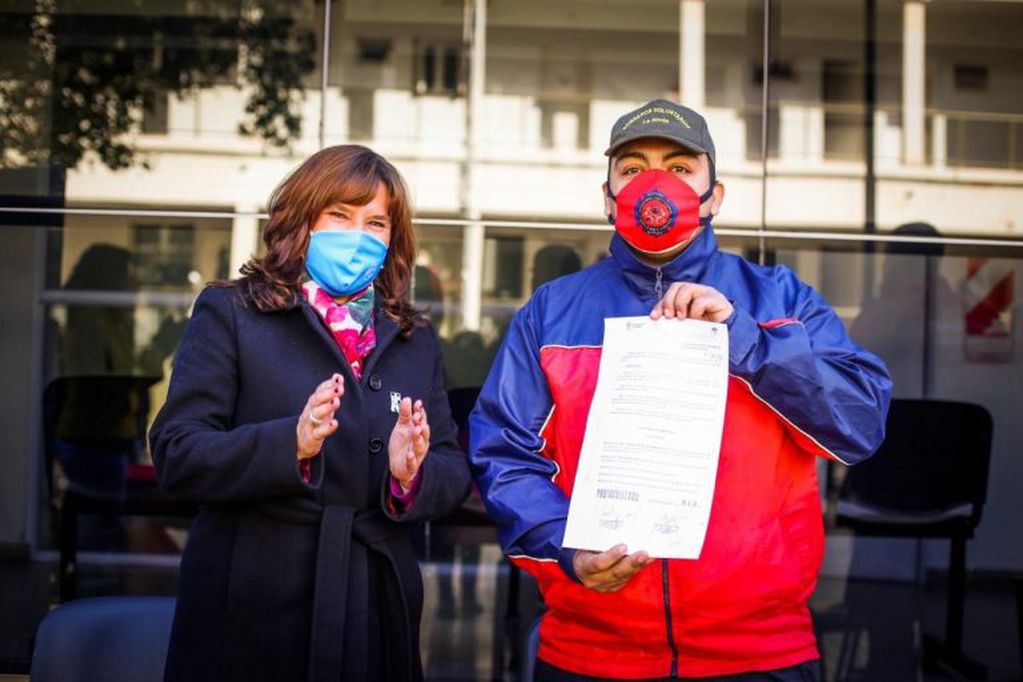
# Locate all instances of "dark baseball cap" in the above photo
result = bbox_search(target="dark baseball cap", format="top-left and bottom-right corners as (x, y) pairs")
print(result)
(604, 99), (716, 168)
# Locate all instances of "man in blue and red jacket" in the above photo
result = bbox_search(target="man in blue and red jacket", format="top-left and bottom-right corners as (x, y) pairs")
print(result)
(469, 99), (892, 681)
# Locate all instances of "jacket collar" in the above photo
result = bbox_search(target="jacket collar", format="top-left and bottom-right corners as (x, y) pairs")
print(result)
(291, 290), (403, 385)
(361, 306), (401, 380)
(609, 225), (718, 300)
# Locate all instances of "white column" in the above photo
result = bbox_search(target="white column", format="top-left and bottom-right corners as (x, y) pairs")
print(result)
(779, 104), (825, 163)
(460, 0), (486, 331)
(229, 205), (260, 278)
(902, 1), (927, 165)
(679, 0), (705, 109)
(931, 111), (947, 169)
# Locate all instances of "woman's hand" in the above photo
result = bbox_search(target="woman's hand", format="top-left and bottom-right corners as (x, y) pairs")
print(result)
(296, 374), (344, 460)
(388, 397), (430, 490)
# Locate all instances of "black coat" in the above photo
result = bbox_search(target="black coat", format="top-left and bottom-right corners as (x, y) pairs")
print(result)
(149, 285), (472, 682)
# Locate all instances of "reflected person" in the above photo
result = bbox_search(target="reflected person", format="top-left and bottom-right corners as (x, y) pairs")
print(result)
(56, 244), (139, 501)
(850, 222), (959, 398)
(54, 244), (171, 504)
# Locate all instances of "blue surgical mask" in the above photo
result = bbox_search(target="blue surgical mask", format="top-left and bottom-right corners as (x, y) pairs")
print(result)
(305, 230), (388, 297)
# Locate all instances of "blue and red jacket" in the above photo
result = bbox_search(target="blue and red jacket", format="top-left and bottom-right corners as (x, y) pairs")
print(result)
(469, 228), (892, 679)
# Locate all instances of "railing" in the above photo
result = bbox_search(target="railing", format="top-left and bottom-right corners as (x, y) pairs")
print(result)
(933, 107), (1023, 170)
(145, 87), (1023, 172)
(3, 207), (1021, 250)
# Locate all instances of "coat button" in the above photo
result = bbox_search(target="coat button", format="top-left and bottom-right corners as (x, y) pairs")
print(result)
(369, 437), (384, 454)
(368, 375), (382, 391)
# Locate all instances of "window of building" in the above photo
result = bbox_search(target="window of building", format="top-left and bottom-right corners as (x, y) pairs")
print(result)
(357, 37), (392, 64)
(482, 235), (523, 300)
(954, 64), (989, 91)
(132, 223), (196, 289)
(414, 42), (463, 96)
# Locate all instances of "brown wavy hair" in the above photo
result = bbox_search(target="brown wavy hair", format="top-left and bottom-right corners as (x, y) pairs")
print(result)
(236, 144), (420, 335)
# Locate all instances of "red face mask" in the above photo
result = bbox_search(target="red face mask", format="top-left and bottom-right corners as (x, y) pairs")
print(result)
(608, 169), (713, 255)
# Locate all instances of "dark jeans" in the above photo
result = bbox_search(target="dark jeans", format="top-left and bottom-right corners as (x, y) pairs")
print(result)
(535, 658), (822, 682)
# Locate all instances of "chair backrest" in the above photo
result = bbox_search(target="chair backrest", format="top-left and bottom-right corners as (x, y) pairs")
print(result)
(31, 596), (176, 682)
(840, 399), (993, 526)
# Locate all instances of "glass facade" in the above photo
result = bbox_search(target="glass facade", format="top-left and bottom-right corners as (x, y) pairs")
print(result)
(1, 0), (1021, 679)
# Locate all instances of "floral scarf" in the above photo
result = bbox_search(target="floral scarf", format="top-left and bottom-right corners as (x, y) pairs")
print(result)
(301, 279), (377, 379)
(297, 280), (377, 481)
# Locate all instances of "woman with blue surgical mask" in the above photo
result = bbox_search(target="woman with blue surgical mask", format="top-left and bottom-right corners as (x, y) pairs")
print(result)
(150, 145), (471, 682)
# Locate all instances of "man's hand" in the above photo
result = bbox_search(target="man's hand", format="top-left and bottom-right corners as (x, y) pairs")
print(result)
(650, 282), (733, 323)
(573, 544), (653, 593)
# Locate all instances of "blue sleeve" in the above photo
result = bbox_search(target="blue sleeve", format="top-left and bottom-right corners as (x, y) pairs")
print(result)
(468, 300), (579, 580)
(726, 268), (892, 465)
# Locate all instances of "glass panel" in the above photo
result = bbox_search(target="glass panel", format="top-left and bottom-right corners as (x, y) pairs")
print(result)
(7, 0), (1020, 678)
(478, 226), (760, 371)
(930, 2), (1023, 171)
(0, 0), (324, 209)
(703, 0), (769, 235)
(325, 1), (464, 147)
(414, 223), (480, 390)
(766, 0), (1023, 233)
(484, 0), (679, 157)
(769, 239), (1023, 681)
(766, 2), (1023, 678)
(37, 213), (231, 559)
(480, 226), (610, 359)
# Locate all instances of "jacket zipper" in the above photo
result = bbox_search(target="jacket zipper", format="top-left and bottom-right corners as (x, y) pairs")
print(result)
(662, 559), (679, 676)
(655, 271), (677, 675)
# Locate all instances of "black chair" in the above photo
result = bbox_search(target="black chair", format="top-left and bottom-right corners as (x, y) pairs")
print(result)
(835, 398), (993, 679)
(30, 596), (176, 682)
(43, 377), (196, 601)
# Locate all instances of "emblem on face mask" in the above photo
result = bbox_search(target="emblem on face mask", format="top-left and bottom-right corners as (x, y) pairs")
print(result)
(613, 168), (704, 253)
(635, 190), (678, 236)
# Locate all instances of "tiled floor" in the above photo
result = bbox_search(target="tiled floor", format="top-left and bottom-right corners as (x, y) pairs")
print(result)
(2, 545), (1020, 681)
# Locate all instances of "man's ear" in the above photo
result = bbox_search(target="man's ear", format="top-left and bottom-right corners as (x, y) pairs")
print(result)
(709, 181), (725, 217)
(603, 181), (615, 225)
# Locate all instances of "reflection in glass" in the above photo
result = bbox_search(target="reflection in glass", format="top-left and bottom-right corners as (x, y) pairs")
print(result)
(774, 236), (1023, 680)
(414, 224), (464, 338)
(0, 0), (1019, 677)
(0, 1), (321, 198)
(850, 223), (951, 398)
(55, 245), (149, 499)
(39, 215), (230, 559)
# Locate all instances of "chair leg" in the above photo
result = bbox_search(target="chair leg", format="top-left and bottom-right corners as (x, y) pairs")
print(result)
(946, 534), (966, 656)
(1014, 576), (1023, 677)
(505, 561), (522, 672)
(923, 536), (987, 679)
(58, 495), (78, 602)
(836, 626), (861, 680)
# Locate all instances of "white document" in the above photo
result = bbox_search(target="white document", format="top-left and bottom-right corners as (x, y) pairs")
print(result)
(562, 316), (729, 559)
